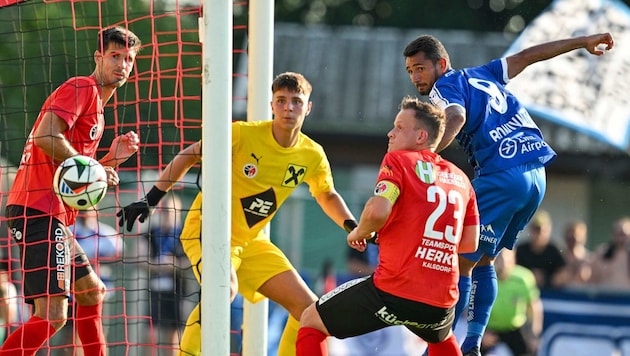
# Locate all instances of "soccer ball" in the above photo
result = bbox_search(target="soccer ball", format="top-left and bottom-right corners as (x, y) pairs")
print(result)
(53, 155), (108, 210)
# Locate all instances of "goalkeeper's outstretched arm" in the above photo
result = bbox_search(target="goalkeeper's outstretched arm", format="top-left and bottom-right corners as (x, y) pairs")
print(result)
(117, 140), (202, 231)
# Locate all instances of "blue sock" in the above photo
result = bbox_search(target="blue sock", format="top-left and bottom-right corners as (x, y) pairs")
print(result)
(461, 265), (497, 353)
(452, 275), (471, 329)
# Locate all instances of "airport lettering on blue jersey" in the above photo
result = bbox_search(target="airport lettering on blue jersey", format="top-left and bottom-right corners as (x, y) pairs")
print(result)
(488, 107), (536, 142)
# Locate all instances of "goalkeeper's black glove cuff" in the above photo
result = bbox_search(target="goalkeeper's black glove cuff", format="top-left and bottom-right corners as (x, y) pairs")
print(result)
(343, 219), (358, 233)
(146, 186), (167, 207)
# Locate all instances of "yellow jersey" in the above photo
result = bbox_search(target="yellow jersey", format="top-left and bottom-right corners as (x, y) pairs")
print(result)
(231, 120), (334, 247)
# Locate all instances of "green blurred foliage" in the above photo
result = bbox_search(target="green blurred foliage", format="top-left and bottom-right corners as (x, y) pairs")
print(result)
(0, 0), (202, 168)
(274, 0), (630, 33)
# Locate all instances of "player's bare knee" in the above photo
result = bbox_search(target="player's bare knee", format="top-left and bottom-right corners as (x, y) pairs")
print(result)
(49, 315), (68, 331)
(75, 278), (107, 305)
(299, 303), (316, 325)
(37, 306), (68, 331)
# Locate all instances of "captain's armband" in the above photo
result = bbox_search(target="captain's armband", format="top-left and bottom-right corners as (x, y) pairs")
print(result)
(373, 180), (400, 204)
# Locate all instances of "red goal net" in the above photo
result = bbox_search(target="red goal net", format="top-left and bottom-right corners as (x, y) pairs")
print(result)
(0, 1), (247, 354)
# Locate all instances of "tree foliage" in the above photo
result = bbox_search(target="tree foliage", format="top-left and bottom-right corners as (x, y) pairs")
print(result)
(274, 0), (630, 33)
(0, 0), (201, 167)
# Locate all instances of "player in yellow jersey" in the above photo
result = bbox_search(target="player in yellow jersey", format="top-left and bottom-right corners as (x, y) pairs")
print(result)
(118, 72), (360, 356)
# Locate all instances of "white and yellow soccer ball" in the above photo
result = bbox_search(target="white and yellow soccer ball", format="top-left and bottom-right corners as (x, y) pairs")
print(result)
(53, 155), (108, 210)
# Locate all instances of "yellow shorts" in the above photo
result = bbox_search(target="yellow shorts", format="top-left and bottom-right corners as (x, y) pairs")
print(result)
(181, 193), (294, 303)
(232, 231), (294, 303)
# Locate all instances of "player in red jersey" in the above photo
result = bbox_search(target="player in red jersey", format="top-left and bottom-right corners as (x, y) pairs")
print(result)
(2, 26), (141, 356)
(296, 96), (480, 356)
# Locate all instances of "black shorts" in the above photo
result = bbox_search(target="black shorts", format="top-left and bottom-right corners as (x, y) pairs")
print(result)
(5, 205), (92, 304)
(316, 275), (455, 344)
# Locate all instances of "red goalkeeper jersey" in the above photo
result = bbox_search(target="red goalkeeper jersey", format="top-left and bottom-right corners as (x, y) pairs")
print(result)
(7, 76), (104, 225)
(372, 150), (479, 308)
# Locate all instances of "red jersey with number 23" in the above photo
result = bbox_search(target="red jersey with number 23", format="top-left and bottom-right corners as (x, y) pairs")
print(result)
(7, 76), (104, 226)
(372, 150), (479, 308)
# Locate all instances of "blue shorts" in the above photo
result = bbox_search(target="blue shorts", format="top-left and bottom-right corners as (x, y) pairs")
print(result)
(462, 162), (547, 262)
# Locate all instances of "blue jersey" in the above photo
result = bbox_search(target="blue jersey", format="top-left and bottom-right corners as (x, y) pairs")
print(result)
(429, 58), (556, 176)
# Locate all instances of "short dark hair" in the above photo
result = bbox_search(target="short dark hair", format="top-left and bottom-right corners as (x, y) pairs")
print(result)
(399, 95), (445, 145)
(98, 26), (141, 53)
(271, 72), (312, 96)
(403, 35), (450, 68)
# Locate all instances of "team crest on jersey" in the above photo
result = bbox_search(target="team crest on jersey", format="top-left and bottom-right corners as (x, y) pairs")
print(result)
(240, 188), (277, 227)
(415, 160), (436, 184)
(89, 124), (100, 140)
(243, 163), (258, 178)
(282, 164), (307, 188)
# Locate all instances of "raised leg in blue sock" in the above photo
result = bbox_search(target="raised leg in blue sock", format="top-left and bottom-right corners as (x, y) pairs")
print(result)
(461, 264), (497, 353)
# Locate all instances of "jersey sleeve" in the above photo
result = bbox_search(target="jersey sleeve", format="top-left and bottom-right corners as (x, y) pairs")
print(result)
(463, 182), (480, 227)
(485, 58), (510, 85)
(305, 153), (335, 197)
(373, 153), (402, 204)
(47, 78), (92, 128)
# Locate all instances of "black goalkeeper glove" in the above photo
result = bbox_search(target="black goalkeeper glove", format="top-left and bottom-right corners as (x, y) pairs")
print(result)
(117, 186), (166, 232)
(343, 219), (379, 245)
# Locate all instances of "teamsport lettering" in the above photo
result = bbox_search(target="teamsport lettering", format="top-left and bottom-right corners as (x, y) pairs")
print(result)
(376, 306), (447, 329)
(435, 171), (466, 188)
(488, 108), (535, 142)
(421, 239), (457, 252)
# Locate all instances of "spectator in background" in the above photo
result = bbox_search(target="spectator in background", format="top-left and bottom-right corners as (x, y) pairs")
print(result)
(556, 220), (592, 288)
(515, 210), (566, 290)
(72, 208), (122, 263)
(482, 249), (543, 356)
(589, 217), (630, 290)
(144, 193), (188, 356)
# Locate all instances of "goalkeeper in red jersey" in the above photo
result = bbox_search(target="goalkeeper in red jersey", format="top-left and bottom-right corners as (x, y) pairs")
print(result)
(296, 96), (480, 356)
(3, 26), (141, 356)
(118, 72), (359, 356)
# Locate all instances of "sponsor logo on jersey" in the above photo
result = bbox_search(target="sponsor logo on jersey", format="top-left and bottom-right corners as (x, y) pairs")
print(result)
(499, 133), (550, 159)
(240, 188), (277, 227)
(282, 164), (306, 188)
(54, 227), (70, 290)
(243, 163), (257, 178)
(415, 160), (435, 184)
(499, 137), (519, 159)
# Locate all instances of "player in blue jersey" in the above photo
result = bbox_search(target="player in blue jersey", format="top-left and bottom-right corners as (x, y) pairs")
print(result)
(403, 32), (614, 356)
